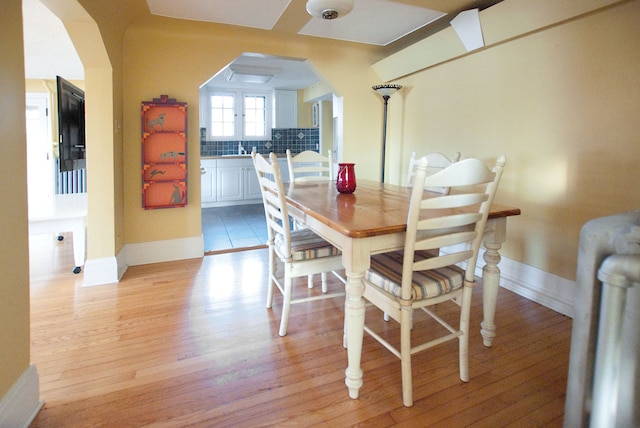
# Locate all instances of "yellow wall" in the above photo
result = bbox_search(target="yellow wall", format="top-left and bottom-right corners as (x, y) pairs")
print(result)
(121, 16), (383, 244)
(297, 91), (313, 128)
(383, 0), (640, 279)
(118, 0), (639, 280)
(0, 0), (30, 399)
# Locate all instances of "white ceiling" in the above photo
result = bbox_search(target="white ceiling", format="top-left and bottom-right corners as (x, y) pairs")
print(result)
(147, 0), (446, 46)
(23, 0), (84, 80)
(22, 0), (500, 91)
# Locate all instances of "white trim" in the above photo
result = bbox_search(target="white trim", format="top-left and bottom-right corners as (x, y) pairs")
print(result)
(80, 236), (205, 285)
(202, 199), (262, 208)
(487, 251), (575, 318)
(442, 245), (576, 317)
(125, 235), (205, 266)
(83, 256), (120, 287)
(0, 365), (43, 428)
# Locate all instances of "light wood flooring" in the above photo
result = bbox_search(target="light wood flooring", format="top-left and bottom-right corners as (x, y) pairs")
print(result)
(29, 233), (572, 427)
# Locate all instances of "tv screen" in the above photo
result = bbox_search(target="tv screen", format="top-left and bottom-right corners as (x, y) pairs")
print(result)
(56, 76), (86, 172)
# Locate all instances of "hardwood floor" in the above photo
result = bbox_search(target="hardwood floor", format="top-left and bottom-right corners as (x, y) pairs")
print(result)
(29, 233), (572, 427)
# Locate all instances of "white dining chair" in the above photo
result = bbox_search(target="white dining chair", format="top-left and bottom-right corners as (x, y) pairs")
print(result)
(286, 149), (335, 291)
(363, 154), (506, 407)
(252, 152), (345, 336)
(383, 150), (463, 323)
(406, 151), (462, 190)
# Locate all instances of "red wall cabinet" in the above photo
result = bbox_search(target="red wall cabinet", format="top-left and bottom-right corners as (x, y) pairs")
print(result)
(141, 95), (188, 209)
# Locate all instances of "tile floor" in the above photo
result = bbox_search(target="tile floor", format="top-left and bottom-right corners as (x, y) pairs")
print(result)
(202, 203), (268, 252)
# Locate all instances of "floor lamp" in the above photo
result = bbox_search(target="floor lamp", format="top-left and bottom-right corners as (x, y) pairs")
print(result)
(372, 84), (402, 183)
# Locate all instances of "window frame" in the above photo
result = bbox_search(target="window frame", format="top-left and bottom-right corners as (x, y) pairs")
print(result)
(207, 89), (272, 141)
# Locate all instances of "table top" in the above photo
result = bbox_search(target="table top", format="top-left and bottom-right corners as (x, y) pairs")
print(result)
(28, 192), (87, 222)
(284, 180), (521, 239)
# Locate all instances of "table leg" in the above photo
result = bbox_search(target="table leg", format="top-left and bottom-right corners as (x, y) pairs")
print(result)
(71, 219), (86, 274)
(344, 269), (365, 398)
(480, 217), (507, 347)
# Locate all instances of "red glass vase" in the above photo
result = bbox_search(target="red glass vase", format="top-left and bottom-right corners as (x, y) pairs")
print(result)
(336, 163), (356, 194)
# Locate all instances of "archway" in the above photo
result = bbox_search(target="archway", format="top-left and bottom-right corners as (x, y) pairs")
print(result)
(36, 0), (119, 285)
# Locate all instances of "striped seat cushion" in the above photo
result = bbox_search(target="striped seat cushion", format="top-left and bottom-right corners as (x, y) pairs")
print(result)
(275, 229), (341, 261)
(365, 250), (464, 301)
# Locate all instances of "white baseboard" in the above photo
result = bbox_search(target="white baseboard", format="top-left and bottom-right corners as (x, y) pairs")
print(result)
(80, 236), (205, 285)
(125, 235), (205, 266)
(83, 256), (120, 287)
(490, 252), (575, 318)
(0, 365), (43, 428)
(442, 245), (576, 318)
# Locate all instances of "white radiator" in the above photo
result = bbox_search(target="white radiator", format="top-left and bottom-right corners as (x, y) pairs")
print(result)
(564, 211), (640, 427)
(55, 167), (86, 194)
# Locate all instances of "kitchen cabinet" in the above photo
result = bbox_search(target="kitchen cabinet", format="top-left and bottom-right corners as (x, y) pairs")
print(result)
(217, 164), (244, 201)
(200, 159), (216, 203)
(277, 159), (290, 183)
(274, 90), (297, 128)
(244, 167), (262, 199)
(201, 157), (271, 207)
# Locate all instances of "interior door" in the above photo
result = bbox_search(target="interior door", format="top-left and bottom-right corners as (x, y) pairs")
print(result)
(26, 93), (54, 202)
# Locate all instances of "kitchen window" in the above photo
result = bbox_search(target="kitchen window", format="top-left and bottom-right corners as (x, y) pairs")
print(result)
(208, 90), (271, 140)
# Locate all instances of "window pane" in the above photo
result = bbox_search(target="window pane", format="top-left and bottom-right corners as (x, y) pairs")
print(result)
(210, 94), (235, 137)
(244, 95), (266, 137)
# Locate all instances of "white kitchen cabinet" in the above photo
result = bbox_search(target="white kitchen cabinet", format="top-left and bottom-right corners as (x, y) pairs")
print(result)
(217, 165), (244, 202)
(277, 159), (290, 183)
(274, 90), (297, 128)
(201, 159), (217, 203)
(201, 157), (267, 207)
(201, 156), (289, 207)
(244, 167), (262, 199)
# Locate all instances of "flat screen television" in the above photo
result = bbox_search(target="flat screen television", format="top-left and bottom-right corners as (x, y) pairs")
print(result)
(56, 76), (86, 172)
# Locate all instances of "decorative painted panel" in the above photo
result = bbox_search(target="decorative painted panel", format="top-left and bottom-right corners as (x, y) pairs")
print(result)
(141, 95), (187, 209)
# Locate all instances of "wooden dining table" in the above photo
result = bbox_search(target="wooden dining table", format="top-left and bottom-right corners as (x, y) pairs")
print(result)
(283, 179), (521, 400)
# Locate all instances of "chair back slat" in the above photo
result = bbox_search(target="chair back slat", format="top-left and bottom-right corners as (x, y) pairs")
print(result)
(418, 212), (483, 231)
(287, 149), (334, 182)
(420, 193), (488, 210)
(406, 151), (461, 192)
(413, 251), (473, 272)
(414, 230), (478, 252)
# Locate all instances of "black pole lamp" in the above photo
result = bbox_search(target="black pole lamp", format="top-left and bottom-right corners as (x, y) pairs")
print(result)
(372, 83), (402, 183)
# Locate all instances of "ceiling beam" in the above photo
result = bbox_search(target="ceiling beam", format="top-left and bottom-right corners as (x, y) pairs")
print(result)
(272, 1), (311, 34)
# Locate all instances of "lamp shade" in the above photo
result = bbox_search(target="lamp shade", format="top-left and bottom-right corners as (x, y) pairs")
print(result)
(306, 0), (354, 20)
(373, 84), (403, 97)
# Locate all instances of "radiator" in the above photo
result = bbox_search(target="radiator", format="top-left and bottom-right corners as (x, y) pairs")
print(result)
(564, 211), (640, 427)
(55, 166), (86, 194)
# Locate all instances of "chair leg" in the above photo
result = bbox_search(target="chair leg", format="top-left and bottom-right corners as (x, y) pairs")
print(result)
(459, 284), (473, 382)
(266, 245), (276, 309)
(307, 273), (328, 291)
(400, 305), (414, 407)
(279, 267), (293, 337)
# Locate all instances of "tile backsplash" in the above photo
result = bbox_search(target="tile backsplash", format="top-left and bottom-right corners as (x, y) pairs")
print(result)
(200, 128), (320, 157)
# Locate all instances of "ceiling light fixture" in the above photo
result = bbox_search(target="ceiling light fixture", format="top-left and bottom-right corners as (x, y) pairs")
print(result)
(306, 0), (354, 20)
(227, 65), (279, 84)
